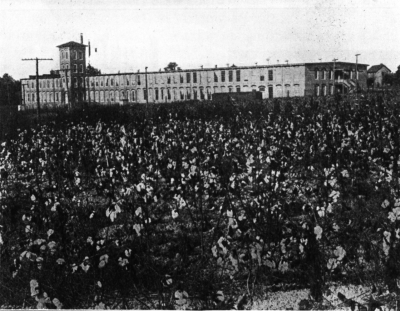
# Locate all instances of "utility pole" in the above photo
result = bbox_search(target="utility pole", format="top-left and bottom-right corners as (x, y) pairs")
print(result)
(63, 69), (71, 109)
(22, 58), (53, 124)
(145, 66), (149, 105)
(21, 83), (26, 107)
(355, 54), (360, 99)
(332, 58), (338, 96)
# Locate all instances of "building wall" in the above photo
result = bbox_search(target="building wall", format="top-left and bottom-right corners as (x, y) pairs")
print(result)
(21, 62), (367, 107)
(368, 67), (391, 87)
(305, 63), (368, 96)
(82, 65), (307, 104)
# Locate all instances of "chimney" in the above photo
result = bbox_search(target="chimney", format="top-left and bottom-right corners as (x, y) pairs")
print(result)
(215, 65), (217, 68)
(80, 33), (83, 44)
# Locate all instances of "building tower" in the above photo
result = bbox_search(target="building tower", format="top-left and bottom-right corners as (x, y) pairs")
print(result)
(56, 34), (87, 105)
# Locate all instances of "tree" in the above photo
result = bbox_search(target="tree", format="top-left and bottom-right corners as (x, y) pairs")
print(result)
(0, 74), (21, 106)
(86, 64), (101, 76)
(164, 62), (178, 72)
(367, 77), (375, 89)
(382, 73), (395, 86)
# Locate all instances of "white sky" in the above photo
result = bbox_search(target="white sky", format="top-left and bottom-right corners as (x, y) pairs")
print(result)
(0, 0), (399, 80)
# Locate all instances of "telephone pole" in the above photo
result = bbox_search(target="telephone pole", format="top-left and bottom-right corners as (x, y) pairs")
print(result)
(22, 58), (53, 124)
(332, 58), (338, 95)
(355, 54), (360, 99)
(145, 66), (149, 105)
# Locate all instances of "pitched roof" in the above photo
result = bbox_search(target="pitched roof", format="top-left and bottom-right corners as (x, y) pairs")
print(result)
(56, 41), (87, 48)
(367, 64), (391, 73)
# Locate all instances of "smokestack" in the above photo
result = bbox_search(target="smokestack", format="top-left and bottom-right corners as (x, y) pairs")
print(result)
(80, 33), (83, 44)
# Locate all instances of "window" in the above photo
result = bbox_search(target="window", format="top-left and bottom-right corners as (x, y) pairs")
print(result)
(155, 88), (159, 100)
(80, 64), (84, 73)
(285, 84), (290, 97)
(111, 78), (114, 86)
(180, 89), (184, 100)
(315, 69), (319, 79)
(200, 88), (205, 100)
(116, 77), (119, 86)
(180, 75), (183, 83)
(66, 51), (68, 59)
(193, 72), (197, 83)
(236, 70), (240, 82)
(315, 84), (320, 96)
(229, 70), (233, 82)
(236, 86), (241, 92)
(186, 88), (191, 99)
(74, 64), (78, 73)
(167, 77), (171, 84)
(56, 93), (59, 102)
(126, 77), (130, 85)
(27, 93), (30, 102)
(79, 51), (83, 60)
(186, 72), (191, 83)
(47, 80), (50, 88)
(221, 71), (226, 82)
(167, 89), (171, 100)
(214, 72), (218, 82)
(161, 89), (164, 100)
(144, 89), (148, 100)
(322, 70), (326, 80)
(193, 88), (197, 99)
(74, 77), (78, 87)
(137, 75), (141, 85)
(32, 93), (35, 101)
(268, 70), (273, 81)
(260, 75), (265, 81)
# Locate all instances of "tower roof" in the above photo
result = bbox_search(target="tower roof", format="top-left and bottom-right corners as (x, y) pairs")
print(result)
(57, 41), (87, 48)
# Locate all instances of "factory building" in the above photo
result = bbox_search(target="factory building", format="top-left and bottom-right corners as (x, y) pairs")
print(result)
(21, 39), (368, 107)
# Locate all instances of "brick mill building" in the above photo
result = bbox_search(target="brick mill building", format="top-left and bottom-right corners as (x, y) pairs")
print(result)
(21, 38), (368, 107)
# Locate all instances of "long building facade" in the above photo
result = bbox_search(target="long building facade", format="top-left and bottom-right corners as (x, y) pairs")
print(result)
(21, 40), (368, 107)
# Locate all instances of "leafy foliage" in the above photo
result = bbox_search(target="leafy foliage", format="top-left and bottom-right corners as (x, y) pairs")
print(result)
(2, 92), (400, 308)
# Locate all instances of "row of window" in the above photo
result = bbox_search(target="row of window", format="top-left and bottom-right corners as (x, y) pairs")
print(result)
(26, 84), (304, 103)
(314, 69), (360, 80)
(61, 49), (83, 60)
(26, 92), (61, 103)
(314, 84), (335, 96)
(24, 69), (279, 90)
(60, 63), (84, 73)
(25, 82), (303, 104)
